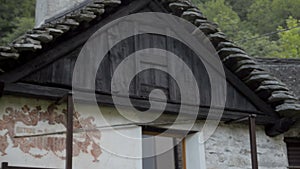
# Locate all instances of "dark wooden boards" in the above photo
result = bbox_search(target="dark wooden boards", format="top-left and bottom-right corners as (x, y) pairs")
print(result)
(20, 33), (261, 114)
(3, 82), (278, 125)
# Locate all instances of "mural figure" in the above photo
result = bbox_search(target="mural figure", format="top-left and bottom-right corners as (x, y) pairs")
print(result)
(0, 104), (102, 162)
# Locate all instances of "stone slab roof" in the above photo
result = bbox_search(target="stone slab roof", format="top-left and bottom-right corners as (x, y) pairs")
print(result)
(0, 0), (299, 122)
(257, 58), (300, 98)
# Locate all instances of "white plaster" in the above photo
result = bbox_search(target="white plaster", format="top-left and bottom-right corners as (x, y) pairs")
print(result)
(0, 96), (291, 169)
(205, 123), (289, 169)
(75, 126), (143, 169)
(185, 132), (207, 169)
(0, 96), (143, 169)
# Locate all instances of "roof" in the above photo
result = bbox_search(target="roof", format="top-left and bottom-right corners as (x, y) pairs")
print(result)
(257, 58), (300, 98)
(0, 0), (300, 131)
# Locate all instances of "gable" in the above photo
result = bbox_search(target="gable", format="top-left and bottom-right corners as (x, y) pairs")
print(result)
(0, 0), (299, 136)
(20, 34), (261, 116)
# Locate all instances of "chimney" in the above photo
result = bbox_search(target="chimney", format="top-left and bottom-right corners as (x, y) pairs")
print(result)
(35, 0), (87, 27)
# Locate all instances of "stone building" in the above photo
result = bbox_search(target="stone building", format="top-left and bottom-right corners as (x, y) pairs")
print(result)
(0, 0), (299, 169)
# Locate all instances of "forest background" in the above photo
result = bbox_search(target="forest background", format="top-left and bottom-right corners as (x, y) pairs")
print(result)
(0, 0), (299, 58)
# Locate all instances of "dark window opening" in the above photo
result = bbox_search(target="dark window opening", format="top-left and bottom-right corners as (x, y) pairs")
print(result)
(285, 138), (300, 169)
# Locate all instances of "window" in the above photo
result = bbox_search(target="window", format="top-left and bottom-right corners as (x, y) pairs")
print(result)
(142, 128), (207, 169)
(285, 138), (300, 169)
(142, 131), (186, 169)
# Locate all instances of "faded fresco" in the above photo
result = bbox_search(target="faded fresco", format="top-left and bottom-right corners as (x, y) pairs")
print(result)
(0, 104), (102, 162)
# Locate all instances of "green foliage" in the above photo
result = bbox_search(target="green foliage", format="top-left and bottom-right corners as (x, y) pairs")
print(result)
(198, 0), (277, 57)
(194, 0), (300, 58)
(272, 17), (300, 58)
(246, 0), (275, 35)
(247, 0), (300, 35)
(1, 17), (35, 45)
(0, 0), (299, 59)
(272, 0), (300, 21)
(198, 0), (241, 40)
(237, 31), (279, 57)
(225, 0), (254, 20)
(0, 0), (35, 45)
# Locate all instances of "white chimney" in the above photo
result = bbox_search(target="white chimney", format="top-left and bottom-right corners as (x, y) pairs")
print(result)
(35, 0), (87, 27)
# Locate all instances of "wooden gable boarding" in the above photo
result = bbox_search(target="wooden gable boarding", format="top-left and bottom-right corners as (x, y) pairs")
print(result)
(0, 0), (299, 137)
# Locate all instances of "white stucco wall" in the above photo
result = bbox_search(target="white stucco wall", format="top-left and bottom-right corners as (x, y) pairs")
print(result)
(0, 96), (142, 169)
(205, 123), (289, 169)
(0, 95), (290, 169)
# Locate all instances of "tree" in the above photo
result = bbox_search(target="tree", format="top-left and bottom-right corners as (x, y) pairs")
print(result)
(225, 0), (254, 21)
(0, 0), (36, 45)
(247, 0), (300, 36)
(193, 0), (300, 58)
(272, 0), (300, 20)
(272, 17), (300, 58)
(236, 31), (278, 57)
(1, 17), (35, 45)
(197, 0), (277, 57)
(246, 0), (277, 35)
(198, 0), (241, 40)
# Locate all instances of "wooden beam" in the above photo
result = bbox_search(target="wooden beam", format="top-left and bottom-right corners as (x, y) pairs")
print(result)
(249, 115), (258, 169)
(224, 68), (279, 118)
(4, 83), (67, 100)
(224, 116), (249, 124)
(55, 94), (69, 105)
(66, 93), (74, 169)
(3, 83), (279, 125)
(1, 162), (58, 169)
(0, 81), (4, 97)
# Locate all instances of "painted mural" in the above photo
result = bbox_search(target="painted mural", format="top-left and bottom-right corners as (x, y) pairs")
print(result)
(0, 104), (102, 162)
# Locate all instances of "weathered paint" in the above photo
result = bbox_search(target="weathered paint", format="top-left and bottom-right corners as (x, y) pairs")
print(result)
(0, 96), (142, 169)
(0, 104), (101, 161)
(0, 95), (290, 169)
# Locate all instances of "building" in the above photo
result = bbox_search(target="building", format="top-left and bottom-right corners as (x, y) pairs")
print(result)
(0, 0), (299, 169)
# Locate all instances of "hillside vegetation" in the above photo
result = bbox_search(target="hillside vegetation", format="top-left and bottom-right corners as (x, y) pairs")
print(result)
(193, 0), (300, 58)
(0, 0), (299, 58)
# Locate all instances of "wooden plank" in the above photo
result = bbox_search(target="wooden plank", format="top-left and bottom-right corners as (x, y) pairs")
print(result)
(66, 93), (74, 169)
(249, 115), (259, 169)
(0, 81), (4, 97)
(148, 0), (279, 118)
(3, 83), (278, 125)
(1, 0), (278, 120)
(0, 0), (152, 83)
(14, 0), (271, 118)
(21, 32), (268, 115)
(224, 68), (279, 118)
(0, 0), (273, 124)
